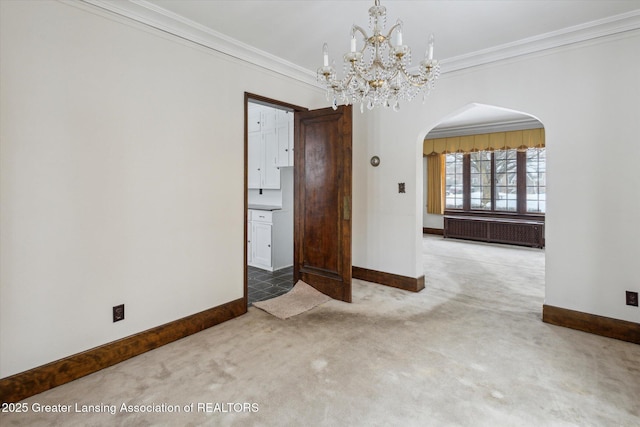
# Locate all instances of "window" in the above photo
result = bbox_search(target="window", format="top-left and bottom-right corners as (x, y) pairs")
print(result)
(470, 151), (492, 210)
(526, 148), (546, 213)
(445, 153), (463, 209)
(445, 148), (545, 215)
(495, 149), (518, 212)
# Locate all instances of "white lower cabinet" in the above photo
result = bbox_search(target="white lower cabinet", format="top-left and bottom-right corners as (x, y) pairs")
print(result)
(252, 221), (272, 268)
(248, 209), (292, 271)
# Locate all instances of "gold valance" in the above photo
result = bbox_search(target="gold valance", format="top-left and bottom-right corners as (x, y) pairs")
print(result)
(424, 128), (545, 155)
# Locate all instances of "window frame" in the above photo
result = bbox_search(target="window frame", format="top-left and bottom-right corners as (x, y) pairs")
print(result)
(444, 148), (545, 220)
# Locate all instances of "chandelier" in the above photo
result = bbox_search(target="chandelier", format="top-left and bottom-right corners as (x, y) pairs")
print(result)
(317, 0), (440, 112)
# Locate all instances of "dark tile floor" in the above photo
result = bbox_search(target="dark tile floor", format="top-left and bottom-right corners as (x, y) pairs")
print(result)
(247, 265), (294, 306)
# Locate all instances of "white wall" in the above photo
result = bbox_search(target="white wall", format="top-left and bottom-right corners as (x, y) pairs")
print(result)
(2, 1), (638, 380)
(352, 107), (424, 278)
(353, 30), (640, 323)
(0, 1), (326, 378)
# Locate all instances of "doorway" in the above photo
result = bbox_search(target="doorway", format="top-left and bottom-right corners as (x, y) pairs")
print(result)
(243, 93), (354, 307)
(423, 103), (546, 240)
(245, 95), (298, 306)
(422, 103), (546, 307)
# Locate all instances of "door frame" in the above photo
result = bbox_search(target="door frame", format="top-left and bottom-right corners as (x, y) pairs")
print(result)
(243, 93), (308, 307)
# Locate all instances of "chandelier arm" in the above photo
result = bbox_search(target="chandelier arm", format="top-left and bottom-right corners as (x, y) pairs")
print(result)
(398, 66), (435, 87)
(325, 73), (345, 92)
(358, 57), (406, 79)
(385, 21), (402, 46)
(348, 71), (370, 94)
(340, 73), (357, 92)
(352, 25), (369, 42)
(329, 68), (360, 94)
(352, 62), (382, 83)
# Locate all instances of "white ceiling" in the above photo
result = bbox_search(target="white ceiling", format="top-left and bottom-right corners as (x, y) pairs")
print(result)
(147, 0), (640, 73)
(110, 0), (640, 128)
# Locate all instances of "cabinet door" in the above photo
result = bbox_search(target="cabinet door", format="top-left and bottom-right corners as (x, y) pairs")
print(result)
(247, 214), (253, 264)
(252, 221), (272, 268)
(248, 108), (261, 133)
(262, 129), (280, 189)
(247, 132), (262, 189)
(276, 109), (290, 126)
(260, 107), (277, 131)
(275, 110), (294, 167)
(275, 122), (291, 167)
(288, 119), (294, 166)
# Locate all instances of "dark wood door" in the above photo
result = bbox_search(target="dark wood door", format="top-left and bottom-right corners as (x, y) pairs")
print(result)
(294, 105), (352, 303)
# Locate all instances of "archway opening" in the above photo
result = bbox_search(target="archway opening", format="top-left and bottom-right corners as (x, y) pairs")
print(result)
(422, 103), (545, 240)
(420, 102), (546, 314)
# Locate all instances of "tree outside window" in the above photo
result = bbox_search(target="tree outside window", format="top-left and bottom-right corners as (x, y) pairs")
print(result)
(495, 149), (518, 212)
(526, 148), (546, 213)
(445, 153), (463, 209)
(445, 148), (545, 215)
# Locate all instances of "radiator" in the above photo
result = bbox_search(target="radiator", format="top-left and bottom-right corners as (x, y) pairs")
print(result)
(444, 216), (544, 248)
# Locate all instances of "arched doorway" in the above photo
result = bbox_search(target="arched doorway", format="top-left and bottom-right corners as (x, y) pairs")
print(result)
(422, 103), (545, 242)
(421, 102), (546, 313)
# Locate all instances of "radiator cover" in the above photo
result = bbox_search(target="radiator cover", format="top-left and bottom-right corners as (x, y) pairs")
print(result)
(444, 215), (544, 248)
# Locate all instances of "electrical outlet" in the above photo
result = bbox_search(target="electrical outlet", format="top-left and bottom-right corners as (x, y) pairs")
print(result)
(626, 291), (638, 307)
(113, 304), (125, 322)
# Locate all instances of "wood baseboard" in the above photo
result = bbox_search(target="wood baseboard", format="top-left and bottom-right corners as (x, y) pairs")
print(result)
(0, 298), (246, 403)
(423, 227), (444, 235)
(352, 266), (424, 292)
(543, 304), (639, 345)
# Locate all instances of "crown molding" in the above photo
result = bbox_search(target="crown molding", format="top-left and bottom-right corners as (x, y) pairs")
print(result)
(440, 9), (640, 73)
(79, 1), (639, 82)
(427, 118), (543, 139)
(79, 0), (319, 88)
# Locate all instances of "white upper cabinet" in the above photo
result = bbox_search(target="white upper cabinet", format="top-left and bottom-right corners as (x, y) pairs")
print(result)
(248, 107), (261, 133)
(248, 103), (286, 190)
(262, 128), (280, 189)
(275, 109), (294, 168)
(247, 132), (262, 189)
(260, 107), (277, 131)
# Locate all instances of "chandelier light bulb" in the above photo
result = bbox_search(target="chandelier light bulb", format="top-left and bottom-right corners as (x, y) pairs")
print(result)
(428, 33), (435, 60)
(323, 43), (329, 67)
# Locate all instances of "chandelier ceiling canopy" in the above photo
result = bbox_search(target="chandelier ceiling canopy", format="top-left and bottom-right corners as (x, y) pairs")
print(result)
(317, 0), (440, 112)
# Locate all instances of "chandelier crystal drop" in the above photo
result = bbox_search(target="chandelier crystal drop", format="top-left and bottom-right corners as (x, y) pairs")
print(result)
(317, 0), (440, 111)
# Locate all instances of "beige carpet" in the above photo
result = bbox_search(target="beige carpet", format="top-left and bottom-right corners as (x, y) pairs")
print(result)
(253, 280), (332, 319)
(2, 236), (639, 426)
